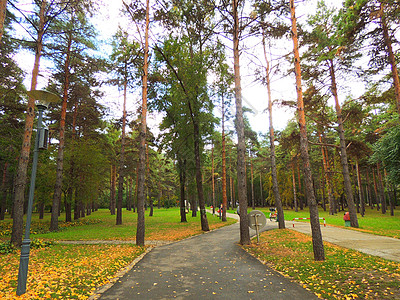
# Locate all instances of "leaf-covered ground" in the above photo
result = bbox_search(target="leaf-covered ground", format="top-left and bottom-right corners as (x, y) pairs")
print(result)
(0, 244), (146, 299)
(244, 229), (400, 300)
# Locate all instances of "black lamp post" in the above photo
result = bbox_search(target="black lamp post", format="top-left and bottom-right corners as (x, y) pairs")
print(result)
(16, 90), (61, 296)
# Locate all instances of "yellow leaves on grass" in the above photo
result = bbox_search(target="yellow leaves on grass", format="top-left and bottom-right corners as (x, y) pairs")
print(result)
(244, 229), (400, 300)
(0, 244), (145, 300)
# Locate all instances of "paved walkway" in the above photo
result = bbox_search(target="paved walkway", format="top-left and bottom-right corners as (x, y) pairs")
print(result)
(92, 211), (399, 299)
(286, 219), (400, 263)
(96, 216), (318, 300)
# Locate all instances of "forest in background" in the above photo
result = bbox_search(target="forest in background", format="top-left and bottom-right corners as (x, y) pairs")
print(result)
(0, 0), (399, 253)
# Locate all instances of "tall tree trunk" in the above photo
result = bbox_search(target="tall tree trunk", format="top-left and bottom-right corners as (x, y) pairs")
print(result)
(328, 59), (359, 228)
(0, 0), (7, 41)
(212, 143), (215, 214)
(146, 143), (153, 217)
(250, 158), (255, 210)
(372, 168), (380, 211)
(380, 4), (400, 116)
(232, 0), (250, 245)
(136, 0), (150, 246)
(259, 172), (263, 208)
(319, 132), (335, 215)
(110, 165), (116, 215)
(264, 39), (285, 228)
(377, 163), (386, 214)
(292, 163), (298, 212)
(366, 168), (373, 208)
(0, 162), (8, 220)
(50, 32), (72, 232)
(193, 119), (209, 231)
(179, 160), (187, 222)
(356, 160), (365, 217)
(11, 0), (46, 247)
(290, 0), (324, 261)
(65, 189), (72, 222)
(117, 80), (128, 225)
(384, 170), (394, 216)
(221, 96), (227, 222)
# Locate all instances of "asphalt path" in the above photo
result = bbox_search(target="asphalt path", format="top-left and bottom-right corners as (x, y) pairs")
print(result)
(98, 219), (317, 300)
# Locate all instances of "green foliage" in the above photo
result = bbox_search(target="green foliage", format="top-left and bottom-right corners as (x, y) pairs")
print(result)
(370, 125), (400, 185)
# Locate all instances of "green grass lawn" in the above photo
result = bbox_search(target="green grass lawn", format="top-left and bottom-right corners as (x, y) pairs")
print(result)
(0, 208), (236, 242)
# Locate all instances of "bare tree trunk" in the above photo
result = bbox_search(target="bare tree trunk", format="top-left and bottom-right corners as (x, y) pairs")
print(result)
(117, 80), (128, 225)
(221, 96), (227, 222)
(259, 172), (263, 208)
(292, 163), (298, 212)
(11, 0), (46, 247)
(290, 0), (324, 261)
(380, 4), (400, 116)
(212, 143), (215, 215)
(232, 0), (250, 245)
(318, 132), (335, 215)
(50, 32), (72, 232)
(328, 59), (359, 227)
(377, 163), (386, 214)
(0, 0), (7, 41)
(372, 168), (380, 211)
(0, 162), (8, 220)
(110, 165), (116, 215)
(356, 160), (365, 217)
(136, 0), (150, 246)
(179, 160), (187, 222)
(193, 120), (209, 231)
(263, 40), (285, 228)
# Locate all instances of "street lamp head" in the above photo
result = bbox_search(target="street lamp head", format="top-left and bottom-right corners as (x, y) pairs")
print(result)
(27, 90), (62, 109)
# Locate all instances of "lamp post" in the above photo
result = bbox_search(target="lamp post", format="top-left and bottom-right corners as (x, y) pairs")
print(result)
(17, 90), (61, 296)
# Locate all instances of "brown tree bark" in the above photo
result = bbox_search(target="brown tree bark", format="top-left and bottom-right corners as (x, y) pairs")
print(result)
(290, 0), (324, 260)
(377, 163), (387, 214)
(356, 160), (365, 217)
(372, 168), (380, 211)
(11, 0), (46, 247)
(263, 38), (285, 228)
(292, 163), (298, 212)
(0, 0), (7, 41)
(318, 132), (335, 215)
(50, 32), (72, 232)
(221, 96), (227, 222)
(110, 165), (116, 215)
(136, 0), (150, 246)
(116, 80), (128, 225)
(179, 160), (187, 223)
(232, 0), (250, 245)
(212, 143), (216, 214)
(328, 59), (359, 227)
(380, 4), (400, 116)
(0, 162), (8, 220)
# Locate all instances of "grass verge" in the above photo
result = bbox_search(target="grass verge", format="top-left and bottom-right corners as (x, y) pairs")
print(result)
(244, 229), (400, 300)
(0, 208), (236, 299)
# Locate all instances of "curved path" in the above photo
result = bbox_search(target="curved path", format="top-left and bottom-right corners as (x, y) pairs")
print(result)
(97, 219), (317, 300)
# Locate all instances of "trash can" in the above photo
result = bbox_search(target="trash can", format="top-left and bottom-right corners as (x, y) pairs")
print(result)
(343, 212), (350, 227)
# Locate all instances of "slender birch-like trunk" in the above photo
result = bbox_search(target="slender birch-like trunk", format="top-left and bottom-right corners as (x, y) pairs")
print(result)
(232, 0), (250, 245)
(136, 0), (150, 246)
(290, 0), (324, 260)
(11, 0), (47, 247)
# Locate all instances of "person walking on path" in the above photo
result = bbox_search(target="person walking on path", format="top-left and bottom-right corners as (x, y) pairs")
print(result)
(97, 222), (318, 300)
